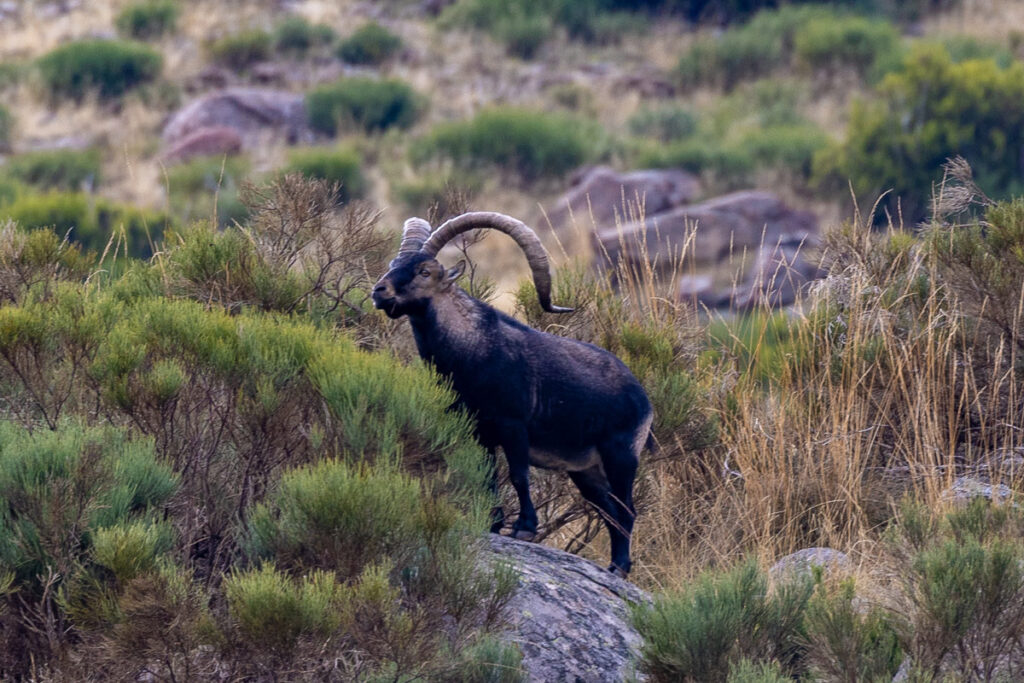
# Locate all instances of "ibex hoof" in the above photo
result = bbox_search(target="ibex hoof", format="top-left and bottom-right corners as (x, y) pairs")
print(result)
(513, 529), (537, 542)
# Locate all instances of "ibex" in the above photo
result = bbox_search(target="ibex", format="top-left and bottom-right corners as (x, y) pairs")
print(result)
(372, 212), (653, 574)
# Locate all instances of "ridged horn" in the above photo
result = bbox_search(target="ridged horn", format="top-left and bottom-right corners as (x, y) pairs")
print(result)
(391, 217), (432, 267)
(421, 211), (573, 313)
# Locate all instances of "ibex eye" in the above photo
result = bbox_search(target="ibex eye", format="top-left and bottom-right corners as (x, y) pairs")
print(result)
(419, 269), (430, 277)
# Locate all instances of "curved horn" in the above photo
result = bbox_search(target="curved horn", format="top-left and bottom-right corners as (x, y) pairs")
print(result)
(421, 211), (573, 313)
(391, 217), (432, 266)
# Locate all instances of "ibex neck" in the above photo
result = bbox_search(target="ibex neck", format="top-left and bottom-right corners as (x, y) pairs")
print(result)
(409, 290), (488, 369)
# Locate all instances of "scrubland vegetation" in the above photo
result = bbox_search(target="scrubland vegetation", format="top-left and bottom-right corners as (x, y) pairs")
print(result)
(1, 0), (1024, 679)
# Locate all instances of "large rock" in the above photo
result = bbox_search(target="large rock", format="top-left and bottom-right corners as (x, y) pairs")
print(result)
(548, 166), (701, 232)
(730, 235), (824, 310)
(162, 125), (243, 164)
(488, 534), (649, 682)
(162, 88), (309, 150)
(595, 190), (818, 270)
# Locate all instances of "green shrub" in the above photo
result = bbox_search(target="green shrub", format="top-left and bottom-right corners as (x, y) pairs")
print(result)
(306, 78), (422, 135)
(273, 15), (335, 55)
(36, 39), (162, 101)
(336, 22), (403, 65)
(726, 658), (790, 683)
(675, 6), (831, 89)
(4, 191), (94, 238)
(284, 146), (366, 204)
(165, 155), (250, 228)
(3, 192), (170, 259)
(115, 0), (180, 40)
(5, 148), (101, 191)
(793, 15), (902, 79)
(817, 45), (1024, 223)
(495, 13), (552, 59)
(94, 199), (172, 259)
(936, 34), (1014, 67)
(441, 0), (655, 50)
(802, 579), (903, 681)
(0, 105), (13, 152)
(925, 193), (1024, 353)
(0, 176), (23, 206)
(632, 560), (813, 681)
(455, 636), (527, 682)
(739, 123), (829, 179)
(225, 563), (342, 656)
(208, 29), (272, 70)
(676, 6), (901, 90)
(628, 104), (699, 143)
(0, 422), (176, 589)
(884, 498), (1024, 678)
(244, 458), (424, 576)
(413, 107), (594, 183)
(92, 520), (175, 584)
(638, 138), (753, 187)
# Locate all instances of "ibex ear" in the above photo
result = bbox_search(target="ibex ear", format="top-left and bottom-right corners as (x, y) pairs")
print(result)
(445, 260), (466, 284)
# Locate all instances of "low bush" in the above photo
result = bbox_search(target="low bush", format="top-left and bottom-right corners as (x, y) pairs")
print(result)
(739, 123), (829, 180)
(413, 107), (594, 183)
(336, 22), (403, 65)
(441, 0), (658, 52)
(36, 39), (162, 101)
(793, 14), (902, 80)
(165, 155), (250, 228)
(4, 191), (94, 239)
(115, 0), (180, 40)
(306, 78), (422, 136)
(0, 221), (94, 305)
(816, 45), (1024, 223)
(632, 560), (813, 681)
(5, 148), (101, 191)
(207, 29), (272, 71)
(3, 192), (170, 259)
(637, 138), (753, 188)
(284, 146), (366, 204)
(273, 15), (335, 55)
(628, 104), (699, 143)
(0, 105), (12, 152)
(676, 6), (901, 90)
(0, 422), (177, 671)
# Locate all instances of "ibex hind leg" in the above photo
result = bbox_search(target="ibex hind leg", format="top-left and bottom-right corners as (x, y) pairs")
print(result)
(569, 459), (636, 576)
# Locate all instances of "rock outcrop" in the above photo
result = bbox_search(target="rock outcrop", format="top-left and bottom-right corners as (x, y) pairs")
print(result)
(547, 166), (701, 232)
(162, 125), (243, 164)
(488, 534), (649, 682)
(162, 88), (309, 151)
(595, 190), (818, 269)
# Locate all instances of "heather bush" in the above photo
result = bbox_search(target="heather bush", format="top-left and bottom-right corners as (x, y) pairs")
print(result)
(413, 107), (594, 183)
(306, 77), (422, 135)
(115, 0), (180, 40)
(3, 192), (170, 259)
(36, 39), (162, 101)
(207, 29), (272, 70)
(816, 45), (1024, 223)
(165, 155), (249, 227)
(284, 145), (366, 204)
(0, 422), (176, 675)
(632, 560), (813, 681)
(676, 6), (901, 90)
(793, 14), (902, 79)
(273, 15), (335, 55)
(0, 221), (94, 305)
(337, 22), (403, 65)
(628, 104), (699, 143)
(6, 148), (101, 191)
(0, 105), (12, 153)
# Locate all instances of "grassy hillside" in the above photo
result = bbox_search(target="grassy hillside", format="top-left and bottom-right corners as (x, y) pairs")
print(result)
(1, 0), (1024, 679)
